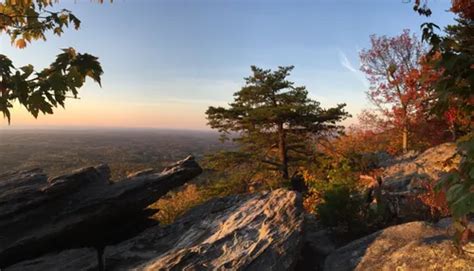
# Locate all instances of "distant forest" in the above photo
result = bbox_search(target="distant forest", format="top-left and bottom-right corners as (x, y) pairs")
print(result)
(0, 130), (233, 180)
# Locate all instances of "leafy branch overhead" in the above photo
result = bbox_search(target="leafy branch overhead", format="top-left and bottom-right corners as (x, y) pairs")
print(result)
(0, 0), (82, 48)
(0, 0), (104, 123)
(0, 48), (103, 122)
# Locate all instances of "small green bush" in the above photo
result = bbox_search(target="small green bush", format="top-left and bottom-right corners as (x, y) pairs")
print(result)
(308, 159), (380, 237)
(317, 184), (368, 234)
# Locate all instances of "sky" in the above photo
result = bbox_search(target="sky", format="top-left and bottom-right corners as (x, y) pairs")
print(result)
(0, 0), (455, 130)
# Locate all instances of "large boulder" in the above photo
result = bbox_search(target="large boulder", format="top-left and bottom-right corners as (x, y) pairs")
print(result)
(0, 156), (202, 268)
(377, 143), (459, 221)
(382, 142), (459, 192)
(324, 219), (474, 271)
(7, 189), (304, 271)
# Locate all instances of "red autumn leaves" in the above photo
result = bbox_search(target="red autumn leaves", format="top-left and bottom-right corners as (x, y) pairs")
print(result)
(357, 30), (464, 153)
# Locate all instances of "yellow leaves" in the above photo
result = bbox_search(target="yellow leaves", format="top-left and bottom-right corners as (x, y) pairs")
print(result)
(15, 38), (27, 49)
(5, 1), (55, 7)
(53, 27), (63, 35)
(10, 31), (45, 48)
(151, 184), (205, 225)
(58, 13), (68, 24)
(301, 169), (315, 183)
(2, 0), (109, 50)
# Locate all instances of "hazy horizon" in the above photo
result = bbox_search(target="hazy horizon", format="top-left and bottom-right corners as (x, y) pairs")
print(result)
(0, 125), (216, 132)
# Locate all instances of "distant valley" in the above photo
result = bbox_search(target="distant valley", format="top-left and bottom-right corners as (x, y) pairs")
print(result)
(0, 129), (233, 180)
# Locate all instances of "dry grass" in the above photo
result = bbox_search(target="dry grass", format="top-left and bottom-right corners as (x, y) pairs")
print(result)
(151, 184), (206, 225)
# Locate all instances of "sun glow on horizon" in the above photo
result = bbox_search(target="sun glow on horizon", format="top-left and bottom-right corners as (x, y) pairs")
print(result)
(3, 99), (212, 130)
(0, 0), (454, 131)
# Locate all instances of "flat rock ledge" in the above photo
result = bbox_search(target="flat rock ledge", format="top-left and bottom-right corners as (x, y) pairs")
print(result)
(0, 156), (202, 268)
(7, 189), (304, 271)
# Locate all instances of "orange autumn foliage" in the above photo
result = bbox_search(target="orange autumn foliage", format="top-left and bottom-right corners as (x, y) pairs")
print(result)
(330, 126), (400, 156)
(417, 180), (451, 218)
(451, 0), (474, 19)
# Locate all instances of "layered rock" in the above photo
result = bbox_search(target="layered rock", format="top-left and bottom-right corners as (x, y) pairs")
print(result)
(324, 219), (474, 271)
(0, 156), (202, 268)
(7, 189), (304, 271)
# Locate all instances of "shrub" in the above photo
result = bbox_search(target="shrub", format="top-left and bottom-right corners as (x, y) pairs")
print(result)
(151, 164), (282, 225)
(304, 158), (376, 236)
(151, 184), (205, 225)
(418, 180), (450, 219)
(317, 184), (368, 235)
(201, 172), (251, 199)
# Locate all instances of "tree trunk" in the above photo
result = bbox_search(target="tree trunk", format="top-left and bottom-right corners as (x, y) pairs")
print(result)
(398, 91), (409, 153)
(402, 124), (408, 153)
(278, 124), (289, 180)
(449, 123), (457, 141)
(401, 107), (408, 153)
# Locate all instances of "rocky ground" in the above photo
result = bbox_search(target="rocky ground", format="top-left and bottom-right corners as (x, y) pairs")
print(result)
(2, 143), (473, 270)
(325, 219), (474, 271)
(8, 189), (303, 271)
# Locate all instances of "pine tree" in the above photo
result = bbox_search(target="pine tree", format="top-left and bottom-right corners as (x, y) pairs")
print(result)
(206, 65), (349, 180)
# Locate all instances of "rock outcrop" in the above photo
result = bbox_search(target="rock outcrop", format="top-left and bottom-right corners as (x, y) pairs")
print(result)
(382, 142), (459, 192)
(7, 189), (304, 271)
(375, 143), (459, 221)
(324, 219), (474, 271)
(1, 143), (465, 270)
(0, 156), (202, 268)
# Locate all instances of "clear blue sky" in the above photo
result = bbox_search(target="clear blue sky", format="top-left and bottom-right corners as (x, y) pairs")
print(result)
(0, 0), (455, 129)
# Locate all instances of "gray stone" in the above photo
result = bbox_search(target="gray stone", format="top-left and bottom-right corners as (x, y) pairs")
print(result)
(382, 142), (459, 192)
(7, 189), (304, 271)
(0, 156), (202, 268)
(324, 220), (474, 271)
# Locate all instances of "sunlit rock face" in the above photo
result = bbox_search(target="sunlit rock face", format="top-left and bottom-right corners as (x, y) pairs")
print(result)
(7, 189), (304, 271)
(381, 142), (458, 192)
(378, 143), (458, 221)
(324, 219), (474, 271)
